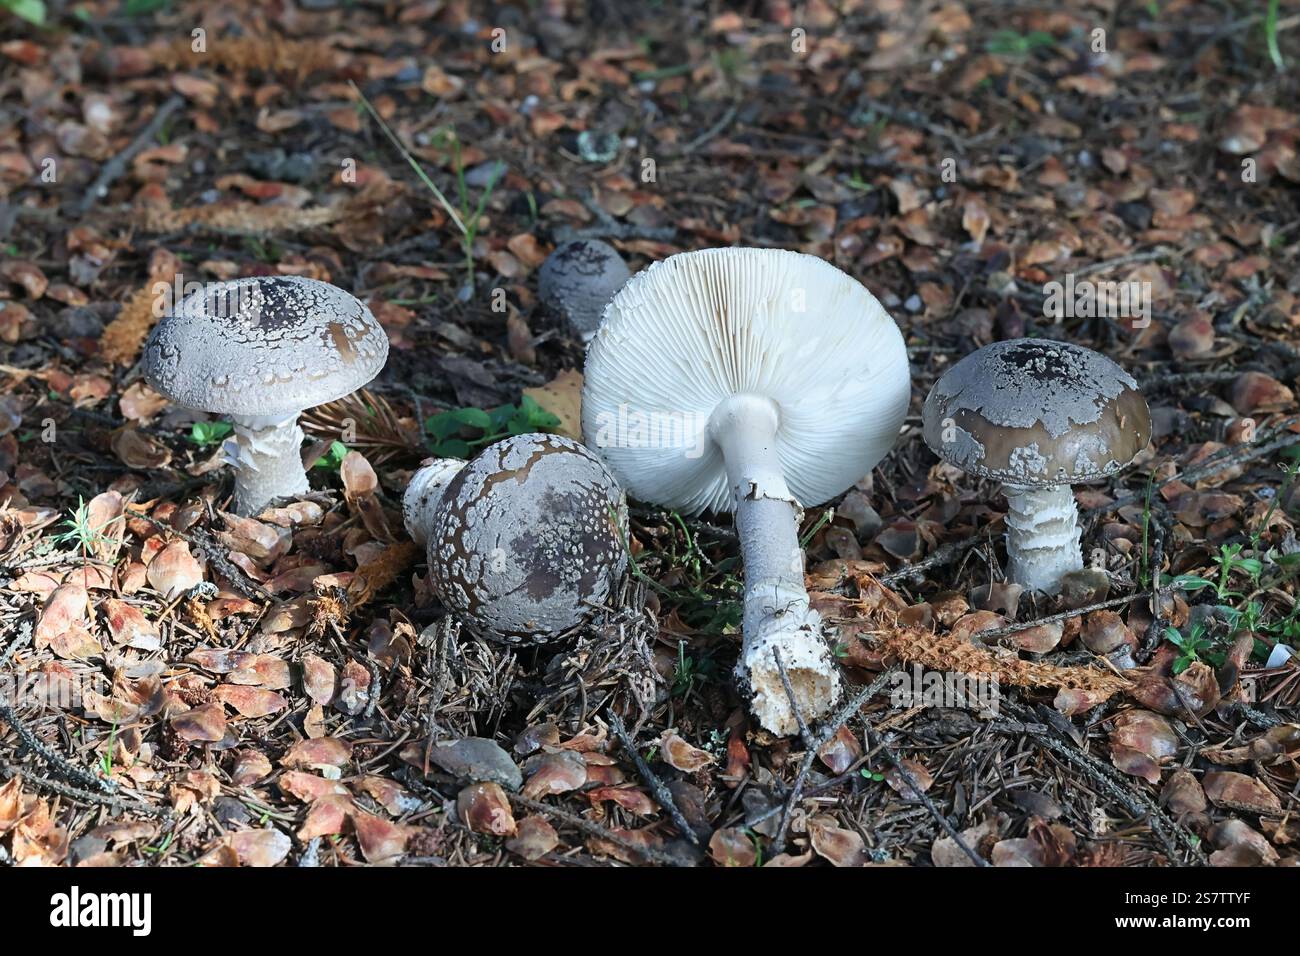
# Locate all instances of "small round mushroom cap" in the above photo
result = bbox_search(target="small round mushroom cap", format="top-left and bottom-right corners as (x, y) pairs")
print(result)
(582, 247), (912, 514)
(538, 239), (631, 337)
(142, 275), (389, 419)
(922, 339), (1151, 486)
(428, 433), (628, 644)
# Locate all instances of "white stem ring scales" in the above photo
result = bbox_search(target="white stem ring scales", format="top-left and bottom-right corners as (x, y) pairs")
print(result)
(1002, 483), (1084, 595)
(225, 415), (310, 517)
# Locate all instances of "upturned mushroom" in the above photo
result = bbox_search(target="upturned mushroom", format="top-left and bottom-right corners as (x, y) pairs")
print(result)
(581, 247), (912, 736)
(921, 339), (1151, 595)
(143, 276), (388, 517)
(419, 433), (628, 643)
(538, 239), (631, 340)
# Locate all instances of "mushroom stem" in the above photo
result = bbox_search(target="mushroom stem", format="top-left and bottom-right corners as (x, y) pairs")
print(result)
(1001, 483), (1083, 594)
(708, 394), (841, 735)
(402, 458), (467, 545)
(225, 414), (309, 516)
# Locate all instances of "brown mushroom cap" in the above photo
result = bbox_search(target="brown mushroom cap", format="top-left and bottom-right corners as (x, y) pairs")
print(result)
(142, 275), (388, 419)
(922, 339), (1150, 487)
(427, 433), (628, 643)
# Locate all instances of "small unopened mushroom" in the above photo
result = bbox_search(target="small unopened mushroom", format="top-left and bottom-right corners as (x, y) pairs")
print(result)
(922, 339), (1151, 595)
(581, 247), (912, 735)
(143, 276), (389, 517)
(422, 433), (629, 643)
(401, 458), (466, 546)
(538, 239), (631, 340)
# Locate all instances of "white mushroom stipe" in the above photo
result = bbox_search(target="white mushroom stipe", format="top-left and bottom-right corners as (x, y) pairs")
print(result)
(709, 394), (839, 727)
(582, 247), (912, 735)
(1002, 483), (1083, 595)
(402, 458), (466, 546)
(225, 415), (310, 518)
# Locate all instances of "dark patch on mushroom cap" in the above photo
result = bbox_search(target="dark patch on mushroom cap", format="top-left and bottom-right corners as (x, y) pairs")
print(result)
(538, 239), (631, 337)
(921, 339), (1151, 486)
(141, 275), (389, 419)
(428, 433), (629, 644)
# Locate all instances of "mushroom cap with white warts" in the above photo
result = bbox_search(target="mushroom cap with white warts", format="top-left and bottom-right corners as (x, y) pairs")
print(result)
(921, 339), (1151, 487)
(427, 433), (628, 644)
(142, 275), (389, 419)
(580, 247), (912, 514)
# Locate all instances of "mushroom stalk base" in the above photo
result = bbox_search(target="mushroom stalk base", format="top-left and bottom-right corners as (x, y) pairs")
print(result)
(401, 458), (467, 546)
(709, 394), (841, 736)
(1002, 483), (1083, 595)
(225, 415), (310, 517)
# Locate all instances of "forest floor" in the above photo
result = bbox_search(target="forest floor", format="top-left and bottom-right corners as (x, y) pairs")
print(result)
(1, 0), (1299, 868)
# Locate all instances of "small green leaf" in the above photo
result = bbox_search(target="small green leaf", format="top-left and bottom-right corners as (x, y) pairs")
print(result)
(188, 421), (234, 447)
(424, 413), (462, 441)
(431, 438), (471, 460)
(450, 407), (493, 431)
(2, 0), (46, 25)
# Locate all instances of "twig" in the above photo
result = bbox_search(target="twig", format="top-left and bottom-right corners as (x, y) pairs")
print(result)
(773, 667), (898, 853)
(0, 624), (116, 794)
(674, 101), (739, 156)
(972, 592), (1149, 644)
(874, 737), (989, 867)
(507, 792), (689, 866)
(772, 648), (813, 749)
(993, 705), (1206, 864)
(74, 95), (185, 216)
(0, 765), (170, 819)
(1137, 508), (1169, 665)
(608, 713), (700, 846)
(0, 696), (116, 794)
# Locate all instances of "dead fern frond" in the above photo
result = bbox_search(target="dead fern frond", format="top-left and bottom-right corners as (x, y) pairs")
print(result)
(99, 286), (161, 366)
(874, 626), (1131, 700)
(301, 389), (423, 465)
(156, 35), (338, 84)
(134, 202), (342, 236)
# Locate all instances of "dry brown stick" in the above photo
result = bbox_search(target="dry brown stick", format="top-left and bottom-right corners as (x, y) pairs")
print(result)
(971, 592), (1149, 644)
(773, 667), (898, 853)
(608, 713), (700, 846)
(0, 623), (117, 794)
(993, 707), (1205, 864)
(873, 736), (989, 867)
(507, 791), (689, 867)
(74, 95), (185, 216)
(0, 765), (170, 819)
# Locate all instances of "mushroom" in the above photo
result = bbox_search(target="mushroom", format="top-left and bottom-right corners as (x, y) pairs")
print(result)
(142, 275), (389, 517)
(538, 239), (631, 340)
(921, 338), (1151, 595)
(581, 247), (912, 735)
(423, 433), (628, 643)
(402, 458), (466, 546)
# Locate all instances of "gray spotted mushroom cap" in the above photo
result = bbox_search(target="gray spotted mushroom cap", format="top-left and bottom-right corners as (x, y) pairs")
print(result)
(538, 239), (631, 338)
(142, 275), (389, 419)
(427, 433), (629, 644)
(922, 339), (1151, 487)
